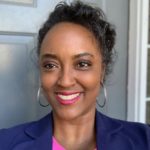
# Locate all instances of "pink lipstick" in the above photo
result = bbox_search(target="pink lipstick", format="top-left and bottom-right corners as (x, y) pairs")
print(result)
(55, 92), (81, 105)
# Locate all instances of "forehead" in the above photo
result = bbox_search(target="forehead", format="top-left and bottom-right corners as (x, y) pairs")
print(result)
(47, 22), (94, 37)
(40, 22), (100, 57)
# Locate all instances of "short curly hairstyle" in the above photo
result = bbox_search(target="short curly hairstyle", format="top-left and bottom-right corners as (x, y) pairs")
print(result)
(38, 1), (116, 78)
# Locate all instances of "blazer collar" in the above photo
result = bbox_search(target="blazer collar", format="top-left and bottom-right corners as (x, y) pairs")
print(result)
(21, 110), (128, 150)
(95, 110), (123, 135)
(96, 110), (134, 150)
(25, 113), (53, 139)
(22, 113), (53, 150)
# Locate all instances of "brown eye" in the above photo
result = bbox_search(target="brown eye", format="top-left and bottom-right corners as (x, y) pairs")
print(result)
(76, 61), (92, 70)
(42, 62), (58, 71)
(45, 64), (55, 69)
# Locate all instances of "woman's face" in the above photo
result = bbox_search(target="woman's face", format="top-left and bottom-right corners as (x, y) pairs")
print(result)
(40, 22), (104, 120)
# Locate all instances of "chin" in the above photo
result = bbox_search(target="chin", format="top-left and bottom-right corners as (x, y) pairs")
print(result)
(53, 108), (84, 120)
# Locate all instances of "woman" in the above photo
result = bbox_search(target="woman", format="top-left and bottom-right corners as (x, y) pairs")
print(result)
(0, 1), (150, 150)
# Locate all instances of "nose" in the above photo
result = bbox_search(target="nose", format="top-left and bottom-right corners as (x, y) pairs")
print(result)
(57, 67), (76, 88)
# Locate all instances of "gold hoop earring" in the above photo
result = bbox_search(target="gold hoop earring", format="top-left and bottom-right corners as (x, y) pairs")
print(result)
(37, 87), (49, 107)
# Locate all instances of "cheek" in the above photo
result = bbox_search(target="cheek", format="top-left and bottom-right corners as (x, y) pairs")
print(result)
(40, 73), (57, 91)
(78, 70), (101, 90)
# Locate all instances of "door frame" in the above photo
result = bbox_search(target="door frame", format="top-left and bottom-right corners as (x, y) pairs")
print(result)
(128, 0), (149, 123)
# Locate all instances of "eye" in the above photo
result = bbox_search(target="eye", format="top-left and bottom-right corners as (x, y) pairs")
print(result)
(42, 62), (59, 71)
(76, 61), (92, 70)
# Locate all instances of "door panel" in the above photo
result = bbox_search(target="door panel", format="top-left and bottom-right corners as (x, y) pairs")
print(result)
(0, 34), (51, 128)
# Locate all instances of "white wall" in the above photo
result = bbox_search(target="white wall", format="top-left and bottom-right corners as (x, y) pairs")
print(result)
(104, 0), (129, 120)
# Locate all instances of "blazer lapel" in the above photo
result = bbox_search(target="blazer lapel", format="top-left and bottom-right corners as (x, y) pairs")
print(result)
(12, 110), (135, 150)
(13, 113), (53, 150)
(96, 111), (134, 150)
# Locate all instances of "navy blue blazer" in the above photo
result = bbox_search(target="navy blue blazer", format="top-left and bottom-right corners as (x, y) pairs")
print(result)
(0, 110), (150, 150)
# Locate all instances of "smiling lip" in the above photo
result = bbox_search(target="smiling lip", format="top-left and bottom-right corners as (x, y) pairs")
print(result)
(55, 92), (81, 105)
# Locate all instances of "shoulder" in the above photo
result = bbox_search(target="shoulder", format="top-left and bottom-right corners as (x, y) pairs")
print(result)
(113, 117), (150, 149)
(0, 113), (52, 150)
(97, 110), (150, 131)
(0, 122), (33, 149)
(96, 111), (150, 149)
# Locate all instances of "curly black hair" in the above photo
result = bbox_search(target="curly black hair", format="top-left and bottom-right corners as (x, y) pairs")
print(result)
(38, 1), (116, 78)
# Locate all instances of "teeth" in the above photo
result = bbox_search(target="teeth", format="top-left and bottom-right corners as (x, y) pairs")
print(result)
(57, 93), (80, 101)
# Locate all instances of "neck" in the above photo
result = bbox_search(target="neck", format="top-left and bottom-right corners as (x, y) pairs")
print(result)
(53, 109), (96, 149)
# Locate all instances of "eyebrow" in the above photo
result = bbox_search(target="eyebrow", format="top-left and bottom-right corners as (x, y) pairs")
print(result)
(73, 52), (94, 59)
(40, 53), (58, 60)
(40, 52), (94, 60)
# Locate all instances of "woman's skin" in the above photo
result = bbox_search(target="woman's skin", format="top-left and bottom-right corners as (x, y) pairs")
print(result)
(39, 22), (104, 150)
